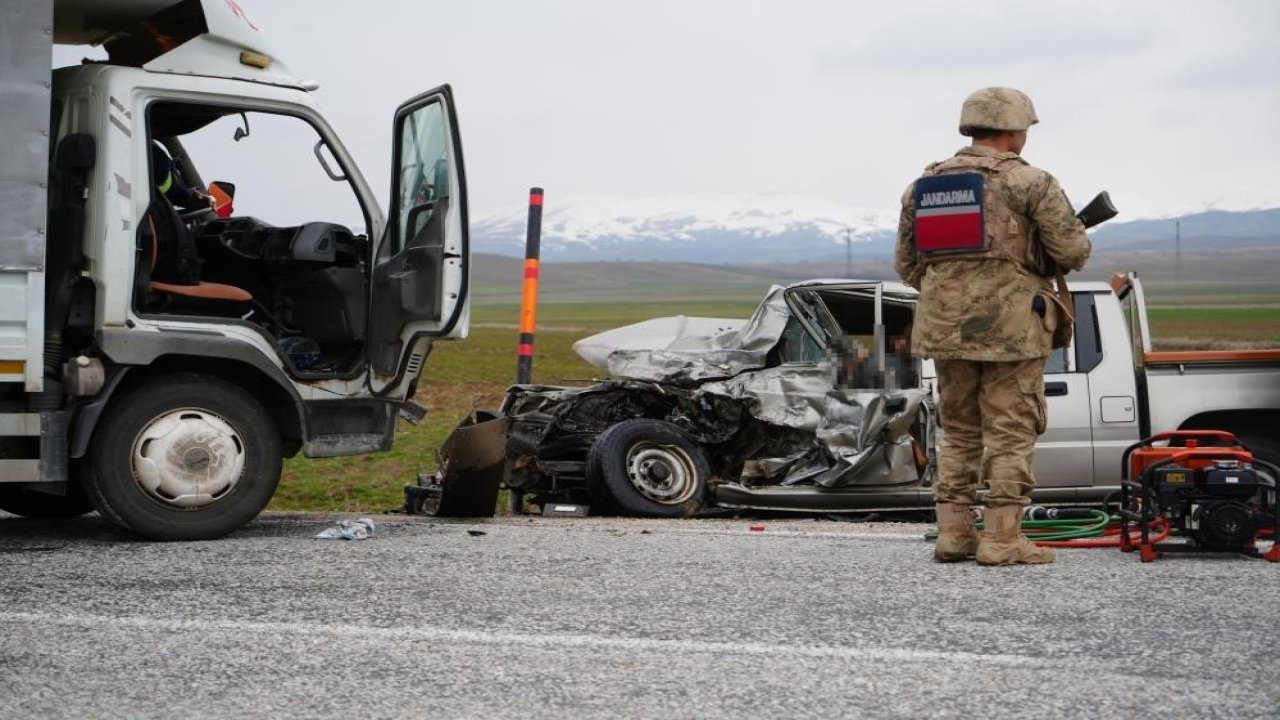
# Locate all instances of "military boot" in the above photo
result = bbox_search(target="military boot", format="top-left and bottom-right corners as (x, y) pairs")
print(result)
(933, 503), (979, 562)
(975, 505), (1055, 566)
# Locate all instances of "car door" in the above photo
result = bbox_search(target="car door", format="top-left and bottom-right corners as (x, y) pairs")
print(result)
(367, 85), (469, 388)
(1034, 292), (1098, 489)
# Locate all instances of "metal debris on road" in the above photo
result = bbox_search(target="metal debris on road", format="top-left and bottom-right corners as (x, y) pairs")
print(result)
(314, 518), (375, 540)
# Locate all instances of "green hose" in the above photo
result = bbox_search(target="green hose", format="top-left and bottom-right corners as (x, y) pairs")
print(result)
(925, 509), (1113, 542)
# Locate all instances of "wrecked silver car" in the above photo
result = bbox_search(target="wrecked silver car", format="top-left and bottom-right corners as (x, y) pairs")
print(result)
(446, 280), (939, 518)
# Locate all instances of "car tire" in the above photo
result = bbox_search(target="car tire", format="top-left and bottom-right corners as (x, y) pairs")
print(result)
(0, 481), (94, 519)
(85, 374), (281, 541)
(586, 418), (709, 518)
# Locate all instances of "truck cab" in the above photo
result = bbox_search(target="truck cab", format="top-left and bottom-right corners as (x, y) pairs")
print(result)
(0, 0), (470, 538)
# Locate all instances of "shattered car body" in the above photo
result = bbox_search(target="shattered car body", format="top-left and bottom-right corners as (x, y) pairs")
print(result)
(499, 281), (942, 516)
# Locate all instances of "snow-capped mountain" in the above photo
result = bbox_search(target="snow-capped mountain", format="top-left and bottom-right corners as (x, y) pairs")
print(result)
(471, 193), (899, 263)
(470, 193), (1280, 263)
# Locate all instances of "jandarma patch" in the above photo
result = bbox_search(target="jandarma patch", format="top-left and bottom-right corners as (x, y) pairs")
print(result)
(914, 172), (985, 253)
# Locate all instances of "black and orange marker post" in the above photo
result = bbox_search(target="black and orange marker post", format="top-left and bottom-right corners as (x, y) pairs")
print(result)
(516, 187), (543, 384)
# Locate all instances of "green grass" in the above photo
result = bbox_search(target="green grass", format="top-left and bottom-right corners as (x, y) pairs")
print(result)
(1147, 306), (1280, 347)
(271, 290), (1280, 513)
(472, 300), (760, 328)
(1140, 281), (1280, 308)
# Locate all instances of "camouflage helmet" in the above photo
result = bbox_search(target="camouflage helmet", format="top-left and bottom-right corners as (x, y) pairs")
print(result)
(958, 87), (1039, 136)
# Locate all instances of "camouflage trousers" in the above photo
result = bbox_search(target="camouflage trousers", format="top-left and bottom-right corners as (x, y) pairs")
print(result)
(933, 357), (1047, 508)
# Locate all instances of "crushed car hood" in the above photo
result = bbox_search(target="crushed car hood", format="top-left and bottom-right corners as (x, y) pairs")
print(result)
(572, 280), (919, 384)
(572, 286), (789, 383)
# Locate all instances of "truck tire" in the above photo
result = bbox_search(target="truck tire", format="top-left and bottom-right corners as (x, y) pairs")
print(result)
(85, 374), (281, 541)
(586, 419), (709, 518)
(0, 482), (94, 519)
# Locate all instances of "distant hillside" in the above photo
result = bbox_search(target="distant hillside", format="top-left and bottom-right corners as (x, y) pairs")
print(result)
(472, 193), (895, 263)
(471, 254), (787, 304)
(1090, 208), (1280, 250)
(469, 243), (1280, 307)
(472, 192), (1278, 264)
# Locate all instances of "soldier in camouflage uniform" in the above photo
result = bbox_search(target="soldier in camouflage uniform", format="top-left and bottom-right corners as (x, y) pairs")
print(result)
(895, 87), (1092, 565)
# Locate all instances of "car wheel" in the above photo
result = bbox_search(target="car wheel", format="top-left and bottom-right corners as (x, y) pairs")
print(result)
(0, 481), (94, 519)
(85, 374), (281, 541)
(586, 418), (709, 518)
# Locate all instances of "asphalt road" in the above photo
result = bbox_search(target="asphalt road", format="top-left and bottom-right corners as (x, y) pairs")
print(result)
(0, 511), (1277, 719)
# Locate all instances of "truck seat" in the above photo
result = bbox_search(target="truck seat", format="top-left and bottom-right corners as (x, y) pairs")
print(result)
(143, 211), (253, 313)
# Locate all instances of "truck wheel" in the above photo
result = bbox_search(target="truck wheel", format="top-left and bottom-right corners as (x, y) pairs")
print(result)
(0, 482), (94, 519)
(85, 374), (281, 541)
(586, 419), (709, 518)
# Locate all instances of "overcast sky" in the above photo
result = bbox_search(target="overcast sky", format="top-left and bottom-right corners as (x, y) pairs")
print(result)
(62, 0), (1280, 220)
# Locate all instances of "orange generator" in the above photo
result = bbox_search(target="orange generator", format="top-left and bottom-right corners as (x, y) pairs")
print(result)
(1118, 431), (1279, 562)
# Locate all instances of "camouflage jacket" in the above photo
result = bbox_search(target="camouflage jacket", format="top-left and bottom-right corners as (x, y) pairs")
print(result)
(895, 145), (1092, 361)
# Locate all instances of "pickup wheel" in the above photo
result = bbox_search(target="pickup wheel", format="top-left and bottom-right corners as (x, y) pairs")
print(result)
(85, 374), (281, 541)
(586, 419), (709, 518)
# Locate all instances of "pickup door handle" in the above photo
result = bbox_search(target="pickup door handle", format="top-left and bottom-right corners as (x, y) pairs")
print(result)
(1045, 381), (1069, 397)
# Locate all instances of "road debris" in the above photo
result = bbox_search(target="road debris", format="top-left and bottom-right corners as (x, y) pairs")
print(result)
(314, 518), (375, 541)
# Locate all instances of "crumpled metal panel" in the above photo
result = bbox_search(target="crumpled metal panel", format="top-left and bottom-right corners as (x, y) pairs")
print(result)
(699, 364), (928, 487)
(573, 285), (792, 383)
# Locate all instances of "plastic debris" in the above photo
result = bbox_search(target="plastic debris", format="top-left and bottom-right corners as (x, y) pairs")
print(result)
(315, 518), (375, 540)
(749, 524), (766, 532)
(467, 529), (487, 537)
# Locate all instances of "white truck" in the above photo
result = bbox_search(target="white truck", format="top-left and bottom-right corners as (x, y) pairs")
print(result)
(0, 0), (470, 538)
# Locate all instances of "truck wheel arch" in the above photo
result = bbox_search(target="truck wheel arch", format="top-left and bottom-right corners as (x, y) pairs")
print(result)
(72, 355), (304, 460)
(1180, 409), (1280, 465)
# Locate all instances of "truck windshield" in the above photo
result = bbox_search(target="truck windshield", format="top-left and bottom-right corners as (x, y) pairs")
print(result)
(163, 107), (367, 232)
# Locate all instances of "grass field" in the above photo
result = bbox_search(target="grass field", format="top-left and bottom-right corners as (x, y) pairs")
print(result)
(1146, 306), (1280, 347)
(270, 282), (1280, 513)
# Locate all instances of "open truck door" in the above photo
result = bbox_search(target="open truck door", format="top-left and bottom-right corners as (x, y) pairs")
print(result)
(368, 85), (469, 386)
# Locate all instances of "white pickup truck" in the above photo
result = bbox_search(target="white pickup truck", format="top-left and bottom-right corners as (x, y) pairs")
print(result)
(479, 273), (1280, 516)
(1033, 271), (1280, 500)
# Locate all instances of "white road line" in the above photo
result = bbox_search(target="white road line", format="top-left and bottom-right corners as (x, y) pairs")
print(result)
(656, 527), (926, 541)
(0, 610), (1065, 671)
